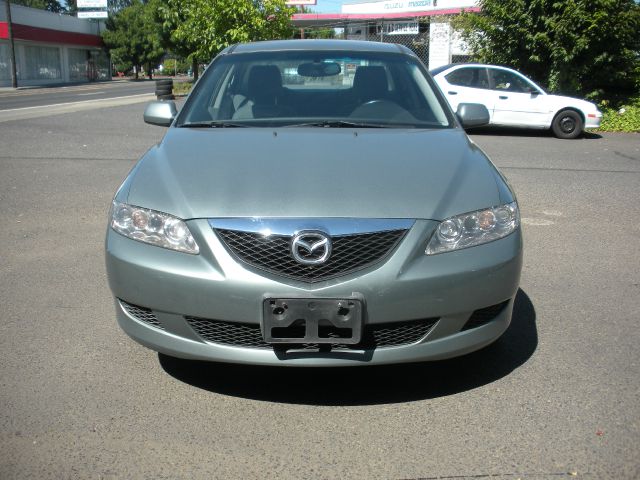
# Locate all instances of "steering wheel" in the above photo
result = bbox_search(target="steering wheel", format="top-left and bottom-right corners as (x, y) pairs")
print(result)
(350, 99), (407, 119)
(362, 99), (385, 106)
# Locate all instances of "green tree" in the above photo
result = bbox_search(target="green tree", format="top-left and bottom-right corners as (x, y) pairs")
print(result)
(168, 0), (295, 63)
(107, 0), (134, 13)
(295, 28), (336, 39)
(12, 0), (66, 12)
(102, 0), (164, 79)
(454, 0), (640, 100)
(148, 0), (204, 80)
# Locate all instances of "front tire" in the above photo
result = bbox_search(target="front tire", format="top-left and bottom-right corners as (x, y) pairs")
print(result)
(552, 109), (583, 139)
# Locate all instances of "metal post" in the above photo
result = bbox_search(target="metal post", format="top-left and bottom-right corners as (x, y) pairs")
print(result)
(5, 0), (18, 88)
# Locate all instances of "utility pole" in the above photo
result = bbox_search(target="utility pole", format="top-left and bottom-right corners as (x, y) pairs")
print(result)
(4, 0), (18, 88)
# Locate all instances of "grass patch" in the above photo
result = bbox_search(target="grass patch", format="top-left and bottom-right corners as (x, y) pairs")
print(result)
(173, 80), (194, 96)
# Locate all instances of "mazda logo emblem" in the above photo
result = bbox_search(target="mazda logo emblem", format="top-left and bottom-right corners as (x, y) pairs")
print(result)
(291, 231), (332, 265)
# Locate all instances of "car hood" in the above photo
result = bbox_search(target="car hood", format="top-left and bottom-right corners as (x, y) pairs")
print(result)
(544, 94), (599, 112)
(124, 128), (505, 221)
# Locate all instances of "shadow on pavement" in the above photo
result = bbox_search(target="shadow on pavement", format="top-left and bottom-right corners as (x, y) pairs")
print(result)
(469, 127), (602, 140)
(159, 289), (537, 406)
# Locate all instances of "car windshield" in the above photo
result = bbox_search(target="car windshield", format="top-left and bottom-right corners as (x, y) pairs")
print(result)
(177, 50), (452, 129)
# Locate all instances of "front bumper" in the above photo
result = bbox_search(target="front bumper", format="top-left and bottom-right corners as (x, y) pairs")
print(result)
(585, 110), (603, 129)
(106, 219), (523, 366)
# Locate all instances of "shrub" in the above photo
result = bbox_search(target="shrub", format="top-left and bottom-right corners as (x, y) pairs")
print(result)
(596, 96), (640, 132)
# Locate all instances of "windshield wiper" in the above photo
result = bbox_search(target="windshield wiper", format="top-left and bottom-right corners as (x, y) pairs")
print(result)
(179, 121), (248, 128)
(285, 120), (388, 128)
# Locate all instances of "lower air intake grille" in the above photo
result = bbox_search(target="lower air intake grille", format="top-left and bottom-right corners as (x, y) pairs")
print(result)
(185, 317), (270, 348)
(185, 316), (437, 350)
(120, 300), (164, 330)
(462, 300), (510, 331)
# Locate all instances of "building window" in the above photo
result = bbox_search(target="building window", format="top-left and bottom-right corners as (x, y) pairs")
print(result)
(23, 45), (62, 81)
(0, 43), (10, 81)
(68, 48), (88, 81)
(91, 50), (110, 80)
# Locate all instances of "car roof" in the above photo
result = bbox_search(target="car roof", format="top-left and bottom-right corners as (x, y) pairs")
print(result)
(432, 63), (520, 74)
(228, 39), (410, 55)
(429, 64), (457, 75)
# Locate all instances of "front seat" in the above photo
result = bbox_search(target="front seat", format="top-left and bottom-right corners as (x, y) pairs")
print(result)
(352, 66), (389, 104)
(233, 65), (289, 119)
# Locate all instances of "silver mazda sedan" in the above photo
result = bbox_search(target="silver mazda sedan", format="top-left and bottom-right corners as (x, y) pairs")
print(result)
(106, 40), (522, 366)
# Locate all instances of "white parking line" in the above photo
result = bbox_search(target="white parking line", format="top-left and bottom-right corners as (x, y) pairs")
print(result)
(0, 82), (150, 98)
(0, 93), (154, 113)
(0, 93), (156, 122)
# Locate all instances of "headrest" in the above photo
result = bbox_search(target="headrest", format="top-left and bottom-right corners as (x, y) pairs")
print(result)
(248, 65), (282, 103)
(353, 66), (388, 99)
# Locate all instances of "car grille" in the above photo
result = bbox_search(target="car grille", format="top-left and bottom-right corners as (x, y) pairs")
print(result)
(214, 228), (407, 282)
(462, 300), (510, 331)
(120, 300), (164, 330)
(185, 316), (438, 350)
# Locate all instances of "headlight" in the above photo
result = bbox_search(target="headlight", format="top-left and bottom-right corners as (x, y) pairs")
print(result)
(110, 201), (199, 254)
(425, 202), (519, 255)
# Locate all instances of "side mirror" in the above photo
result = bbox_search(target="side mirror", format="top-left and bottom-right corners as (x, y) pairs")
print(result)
(456, 103), (490, 128)
(143, 101), (177, 127)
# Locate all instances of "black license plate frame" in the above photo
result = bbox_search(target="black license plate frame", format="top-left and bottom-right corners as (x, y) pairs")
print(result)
(262, 298), (363, 344)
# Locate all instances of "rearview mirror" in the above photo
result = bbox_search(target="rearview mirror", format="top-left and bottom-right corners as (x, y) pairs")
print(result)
(456, 103), (490, 128)
(297, 62), (341, 77)
(144, 101), (177, 127)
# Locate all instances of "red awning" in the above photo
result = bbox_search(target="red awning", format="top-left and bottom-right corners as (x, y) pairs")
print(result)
(292, 7), (480, 26)
(0, 22), (103, 47)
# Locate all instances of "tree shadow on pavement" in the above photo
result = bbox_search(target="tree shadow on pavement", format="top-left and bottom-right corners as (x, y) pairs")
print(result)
(159, 289), (537, 406)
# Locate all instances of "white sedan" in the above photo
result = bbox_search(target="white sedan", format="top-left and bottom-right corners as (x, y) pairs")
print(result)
(431, 63), (602, 139)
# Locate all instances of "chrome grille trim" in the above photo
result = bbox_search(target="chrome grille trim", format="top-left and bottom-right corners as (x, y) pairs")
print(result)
(209, 218), (415, 237)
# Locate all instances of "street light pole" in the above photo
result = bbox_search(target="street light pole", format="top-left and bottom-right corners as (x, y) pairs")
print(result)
(4, 0), (18, 88)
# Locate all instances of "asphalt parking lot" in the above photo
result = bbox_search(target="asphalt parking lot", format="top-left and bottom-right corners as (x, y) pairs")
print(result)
(1, 101), (638, 479)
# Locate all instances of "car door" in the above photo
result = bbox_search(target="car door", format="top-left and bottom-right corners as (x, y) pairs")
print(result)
(487, 68), (550, 127)
(438, 66), (492, 117)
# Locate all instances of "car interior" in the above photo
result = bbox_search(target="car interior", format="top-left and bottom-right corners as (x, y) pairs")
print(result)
(182, 59), (449, 127)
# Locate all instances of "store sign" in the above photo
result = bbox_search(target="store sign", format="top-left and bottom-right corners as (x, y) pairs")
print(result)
(342, 0), (476, 15)
(77, 11), (108, 18)
(77, 0), (108, 8)
(286, 0), (317, 5)
(380, 21), (419, 35)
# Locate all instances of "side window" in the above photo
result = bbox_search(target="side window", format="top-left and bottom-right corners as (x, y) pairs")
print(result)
(489, 69), (531, 93)
(444, 67), (489, 89)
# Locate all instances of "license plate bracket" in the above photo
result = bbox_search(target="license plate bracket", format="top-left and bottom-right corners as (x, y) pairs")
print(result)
(263, 298), (363, 344)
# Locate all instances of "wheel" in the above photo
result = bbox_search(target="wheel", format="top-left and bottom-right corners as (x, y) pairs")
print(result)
(155, 87), (173, 95)
(156, 94), (175, 101)
(552, 109), (583, 139)
(155, 79), (173, 87)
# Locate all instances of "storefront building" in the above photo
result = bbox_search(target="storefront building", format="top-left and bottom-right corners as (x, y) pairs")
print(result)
(292, 0), (479, 70)
(0, 1), (109, 87)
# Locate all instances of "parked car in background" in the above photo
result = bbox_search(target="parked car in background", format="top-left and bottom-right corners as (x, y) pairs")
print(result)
(106, 40), (522, 367)
(431, 63), (602, 139)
